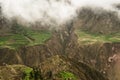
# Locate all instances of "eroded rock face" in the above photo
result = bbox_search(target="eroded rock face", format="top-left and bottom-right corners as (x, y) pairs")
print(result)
(76, 43), (120, 80)
(0, 44), (61, 66)
(0, 35), (120, 80)
(75, 7), (120, 34)
(0, 56), (108, 80)
(38, 55), (108, 80)
(0, 65), (27, 80)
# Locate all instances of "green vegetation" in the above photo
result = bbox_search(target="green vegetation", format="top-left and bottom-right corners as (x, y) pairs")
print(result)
(76, 30), (120, 44)
(0, 30), (52, 49)
(27, 31), (51, 46)
(22, 67), (43, 80)
(22, 67), (33, 80)
(58, 71), (77, 80)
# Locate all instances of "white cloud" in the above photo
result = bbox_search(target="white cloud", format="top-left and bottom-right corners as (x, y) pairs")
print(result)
(1, 0), (120, 25)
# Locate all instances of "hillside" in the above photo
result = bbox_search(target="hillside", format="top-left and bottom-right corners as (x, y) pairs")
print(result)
(0, 20), (52, 49)
(75, 7), (120, 34)
(0, 7), (120, 80)
(0, 55), (108, 80)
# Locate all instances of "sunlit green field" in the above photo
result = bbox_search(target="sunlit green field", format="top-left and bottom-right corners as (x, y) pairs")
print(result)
(76, 30), (120, 44)
(0, 30), (52, 49)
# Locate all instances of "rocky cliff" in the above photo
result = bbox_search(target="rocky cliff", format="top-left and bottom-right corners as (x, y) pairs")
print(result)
(0, 55), (108, 80)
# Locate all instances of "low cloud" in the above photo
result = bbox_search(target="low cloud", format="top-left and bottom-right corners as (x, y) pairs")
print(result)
(0, 0), (120, 27)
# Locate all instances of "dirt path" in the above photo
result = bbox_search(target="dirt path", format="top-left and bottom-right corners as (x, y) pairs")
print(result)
(24, 36), (35, 43)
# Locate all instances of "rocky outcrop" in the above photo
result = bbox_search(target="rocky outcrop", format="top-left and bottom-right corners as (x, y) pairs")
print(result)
(0, 65), (28, 80)
(38, 55), (108, 80)
(75, 7), (120, 34)
(0, 56), (108, 80)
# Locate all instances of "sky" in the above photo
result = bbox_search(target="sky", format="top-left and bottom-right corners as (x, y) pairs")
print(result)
(0, 0), (120, 26)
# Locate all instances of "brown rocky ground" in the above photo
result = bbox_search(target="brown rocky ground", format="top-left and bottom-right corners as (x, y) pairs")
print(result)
(0, 55), (108, 80)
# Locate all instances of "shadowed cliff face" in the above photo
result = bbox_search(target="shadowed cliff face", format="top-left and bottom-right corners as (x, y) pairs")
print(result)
(75, 7), (120, 34)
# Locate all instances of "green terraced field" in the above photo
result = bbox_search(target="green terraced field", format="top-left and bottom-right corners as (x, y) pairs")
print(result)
(76, 30), (120, 44)
(0, 30), (52, 49)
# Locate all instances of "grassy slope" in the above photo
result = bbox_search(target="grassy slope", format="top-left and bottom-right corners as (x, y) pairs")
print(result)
(76, 30), (120, 44)
(0, 30), (52, 49)
(58, 71), (77, 80)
